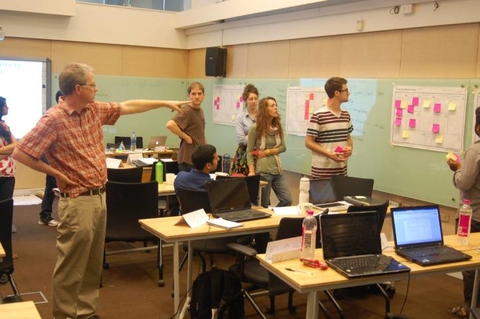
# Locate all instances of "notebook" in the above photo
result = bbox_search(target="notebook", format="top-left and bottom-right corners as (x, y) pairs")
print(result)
(206, 178), (271, 222)
(147, 136), (167, 149)
(343, 196), (386, 207)
(321, 211), (410, 278)
(391, 205), (472, 266)
(309, 179), (350, 212)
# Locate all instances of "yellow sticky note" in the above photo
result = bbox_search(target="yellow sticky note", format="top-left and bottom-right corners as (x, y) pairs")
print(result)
(435, 135), (444, 144)
(402, 130), (409, 139)
(231, 114), (236, 121)
(309, 106), (314, 114)
(401, 100), (407, 109)
(322, 98), (328, 106)
(446, 152), (456, 161)
(448, 101), (456, 111)
(423, 100), (431, 108)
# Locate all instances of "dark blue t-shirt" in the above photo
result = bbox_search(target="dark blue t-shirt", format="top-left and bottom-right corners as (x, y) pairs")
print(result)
(174, 169), (212, 194)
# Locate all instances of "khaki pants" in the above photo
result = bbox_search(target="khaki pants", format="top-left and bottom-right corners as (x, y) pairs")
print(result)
(52, 194), (106, 319)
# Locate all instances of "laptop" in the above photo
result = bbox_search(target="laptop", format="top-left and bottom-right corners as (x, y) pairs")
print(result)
(147, 136), (167, 149)
(321, 211), (410, 278)
(206, 178), (271, 222)
(343, 196), (386, 207)
(309, 179), (350, 212)
(391, 205), (472, 266)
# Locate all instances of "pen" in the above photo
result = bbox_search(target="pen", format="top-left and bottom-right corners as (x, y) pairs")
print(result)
(285, 268), (313, 275)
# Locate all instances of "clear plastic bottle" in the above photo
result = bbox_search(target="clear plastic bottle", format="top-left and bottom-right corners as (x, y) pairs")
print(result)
(457, 199), (473, 245)
(301, 209), (317, 259)
(130, 131), (136, 151)
(299, 176), (310, 205)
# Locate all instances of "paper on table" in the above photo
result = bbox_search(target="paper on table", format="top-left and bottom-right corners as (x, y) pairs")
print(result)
(272, 206), (300, 215)
(175, 209), (208, 228)
(265, 236), (302, 263)
(138, 157), (158, 165)
(106, 157), (122, 168)
(207, 218), (243, 230)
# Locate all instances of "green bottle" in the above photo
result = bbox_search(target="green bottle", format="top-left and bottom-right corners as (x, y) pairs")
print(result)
(155, 161), (164, 184)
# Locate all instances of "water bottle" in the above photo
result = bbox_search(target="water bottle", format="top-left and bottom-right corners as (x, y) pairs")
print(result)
(299, 177), (310, 205)
(223, 153), (230, 174)
(130, 131), (136, 151)
(155, 161), (164, 184)
(457, 199), (473, 245)
(301, 209), (317, 259)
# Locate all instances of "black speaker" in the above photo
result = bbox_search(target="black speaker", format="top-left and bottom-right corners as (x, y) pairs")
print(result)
(205, 47), (227, 77)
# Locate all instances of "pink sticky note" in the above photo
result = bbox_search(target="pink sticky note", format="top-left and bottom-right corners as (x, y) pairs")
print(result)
(239, 97), (244, 103)
(409, 119), (416, 128)
(433, 103), (441, 113)
(309, 93), (314, 100)
(334, 146), (344, 153)
(395, 100), (402, 109)
(236, 101), (240, 109)
(304, 101), (310, 120)
(394, 118), (402, 126)
(407, 105), (414, 114)
(396, 109), (403, 117)
(412, 97), (419, 106)
(432, 124), (440, 133)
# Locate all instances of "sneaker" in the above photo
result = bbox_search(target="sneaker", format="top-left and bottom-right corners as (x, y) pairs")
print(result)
(38, 219), (59, 227)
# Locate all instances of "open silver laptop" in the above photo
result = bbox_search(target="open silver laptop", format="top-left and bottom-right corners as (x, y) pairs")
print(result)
(147, 136), (167, 149)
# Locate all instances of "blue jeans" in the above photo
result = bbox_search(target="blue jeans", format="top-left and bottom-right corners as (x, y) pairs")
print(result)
(259, 173), (292, 208)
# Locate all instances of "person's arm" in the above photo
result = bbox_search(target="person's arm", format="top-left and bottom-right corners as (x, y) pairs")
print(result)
(257, 136), (287, 159)
(0, 132), (17, 156)
(119, 100), (188, 115)
(12, 148), (78, 190)
(305, 135), (347, 163)
(451, 149), (480, 191)
(343, 134), (353, 158)
(166, 119), (193, 145)
(246, 126), (257, 176)
(234, 113), (248, 145)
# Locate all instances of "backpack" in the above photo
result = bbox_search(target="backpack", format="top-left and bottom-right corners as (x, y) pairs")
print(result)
(189, 268), (244, 319)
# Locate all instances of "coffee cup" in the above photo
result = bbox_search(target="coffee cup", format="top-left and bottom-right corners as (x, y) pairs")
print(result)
(166, 173), (175, 185)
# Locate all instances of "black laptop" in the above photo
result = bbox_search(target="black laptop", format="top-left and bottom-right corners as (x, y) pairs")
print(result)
(206, 178), (271, 222)
(309, 179), (350, 211)
(321, 211), (410, 278)
(343, 196), (386, 207)
(391, 205), (472, 266)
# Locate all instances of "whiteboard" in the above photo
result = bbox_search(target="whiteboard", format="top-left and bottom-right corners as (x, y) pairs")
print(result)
(390, 85), (467, 152)
(286, 86), (327, 136)
(211, 84), (244, 126)
(473, 90), (480, 143)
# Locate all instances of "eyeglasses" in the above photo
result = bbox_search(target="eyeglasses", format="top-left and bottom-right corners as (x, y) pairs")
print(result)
(80, 83), (97, 88)
(339, 88), (349, 93)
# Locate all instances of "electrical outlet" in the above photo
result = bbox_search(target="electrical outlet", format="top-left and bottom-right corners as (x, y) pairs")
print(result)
(400, 4), (414, 14)
(389, 200), (400, 208)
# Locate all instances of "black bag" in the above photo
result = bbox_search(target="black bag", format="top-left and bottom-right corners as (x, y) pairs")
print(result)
(189, 268), (244, 319)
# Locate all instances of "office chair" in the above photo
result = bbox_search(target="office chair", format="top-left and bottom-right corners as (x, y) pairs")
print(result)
(347, 200), (389, 230)
(114, 136), (144, 149)
(104, 181), (163, 286)
(0, 198), (22, 303)
(331, 175), (374, 200)
(107, 167), (143, 183)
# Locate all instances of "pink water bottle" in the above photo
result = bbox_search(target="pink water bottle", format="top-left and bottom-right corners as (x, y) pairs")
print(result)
(457, 199), (473, 245)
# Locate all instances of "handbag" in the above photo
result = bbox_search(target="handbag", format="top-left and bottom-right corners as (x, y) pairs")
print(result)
(230, 144), (249, 176)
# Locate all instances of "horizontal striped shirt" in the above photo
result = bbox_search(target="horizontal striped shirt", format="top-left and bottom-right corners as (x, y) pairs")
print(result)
(17, 99), (121, 197)
(306, 106), (353, 179)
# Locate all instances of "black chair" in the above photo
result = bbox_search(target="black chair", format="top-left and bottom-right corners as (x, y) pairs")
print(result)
(347, 200), (389, 230)
(107, 167), (143, 183)
(0, 198), (22, 303)
(114, 136), (143, 149)
(331, 175), (374, 200)
(104, 181), (163, 286)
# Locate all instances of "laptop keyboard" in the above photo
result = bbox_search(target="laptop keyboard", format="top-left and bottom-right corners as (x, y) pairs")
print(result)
(334, 255), (392, 270)
(407, 246), (456, 257)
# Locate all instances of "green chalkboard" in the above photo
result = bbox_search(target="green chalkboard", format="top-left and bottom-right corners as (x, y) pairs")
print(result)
(50, 74), (479, 207)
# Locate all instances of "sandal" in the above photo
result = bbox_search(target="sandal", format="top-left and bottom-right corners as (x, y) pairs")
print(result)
(448, 306), (469, 318)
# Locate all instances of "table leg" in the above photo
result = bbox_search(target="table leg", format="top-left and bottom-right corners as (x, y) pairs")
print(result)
(471, 268), (479, 319)
(305, 291), (319, 319)
(173, 242), (180, 318)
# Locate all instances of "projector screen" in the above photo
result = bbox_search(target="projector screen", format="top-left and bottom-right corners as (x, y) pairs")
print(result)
(0, 57), (52, 138)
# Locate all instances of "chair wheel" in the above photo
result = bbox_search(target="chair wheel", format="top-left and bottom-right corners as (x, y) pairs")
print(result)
(158, 280), (164, 287)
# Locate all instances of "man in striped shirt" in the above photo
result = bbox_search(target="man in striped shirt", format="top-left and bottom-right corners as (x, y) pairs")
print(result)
(305, 77), (353, 179)
(13, 63), (187, 319)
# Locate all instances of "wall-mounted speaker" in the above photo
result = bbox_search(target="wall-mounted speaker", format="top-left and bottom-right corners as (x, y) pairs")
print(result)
(205, 47), (227, 77)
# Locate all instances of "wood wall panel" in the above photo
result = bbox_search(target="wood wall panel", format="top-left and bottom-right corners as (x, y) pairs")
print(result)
(400, 24), (479, 78)
(122, 47), (188, 78)
(226, 44), (248, 78)
(187, 48), (206, 79)
(246, 41), (290, 78)
(0, 38), (51, 61)
(340, 31), (402, 78)
(288, 37), (342, 78)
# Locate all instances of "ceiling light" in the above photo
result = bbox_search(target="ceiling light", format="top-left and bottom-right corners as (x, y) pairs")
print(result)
(0, 28), (4, 41)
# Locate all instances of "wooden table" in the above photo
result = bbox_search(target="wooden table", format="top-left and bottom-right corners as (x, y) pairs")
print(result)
(139, 208), (284, 318)
(0, 242), (5, 259)
(257, 234), (480, 319)
(0, 301), (42, 319)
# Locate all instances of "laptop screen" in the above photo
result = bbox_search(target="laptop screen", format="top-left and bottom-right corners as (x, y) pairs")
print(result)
(309, 179), (337, 204)
(206, 178), (251, 214)
(321, 211), (381, 259)
(391, 205), (444, 248)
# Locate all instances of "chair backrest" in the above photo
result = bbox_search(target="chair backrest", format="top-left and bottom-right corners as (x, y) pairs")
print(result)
(107, 167), (143, 183)
(331, 175), (374, 200)
(275, 215), (322, 248)
(176, 187), (211, 214)
(0, 199), (14, 273)
(105, 181), (158, 241)
(347, 200), (389, 230)
(114, 136), (144, 149)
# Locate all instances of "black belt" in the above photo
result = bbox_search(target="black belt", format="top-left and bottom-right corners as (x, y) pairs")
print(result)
(59, 186), (106, 198)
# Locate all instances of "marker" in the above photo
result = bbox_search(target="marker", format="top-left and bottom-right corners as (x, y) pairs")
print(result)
(285, 268), (313, 275)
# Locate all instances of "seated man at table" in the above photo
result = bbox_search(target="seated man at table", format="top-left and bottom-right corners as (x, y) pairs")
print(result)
(174, 144), (218, 192)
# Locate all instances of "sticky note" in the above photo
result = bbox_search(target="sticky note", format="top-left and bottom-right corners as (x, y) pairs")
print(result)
(395, 100), (402, 109)
(236, 101), (240, 108)
(432, 123), (440, 133)
(423, 100), (431, 108)
(435, 135), (444, 144)
(407, 105), (414, 114)
(231, 114), (236, 121)
(334, 146), (344, 153)
(402, 130), (409, 139)
(396, 109), (403, 117)
(412, 97), (420, 106)
(446, 152), (458, 162)
(401, 100), (407, 109)
(409, 119), (416, 128)
(309, 93), (314, 100)
(394, 118), (402, 126)
(448, 101), (457, 111)
(433, 103), (441, 113)
(322, 98), (328, 106)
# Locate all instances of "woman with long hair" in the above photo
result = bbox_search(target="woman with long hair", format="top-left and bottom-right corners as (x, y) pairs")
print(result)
(0, 96), (17, 201)
(247, 96), (292, 208)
